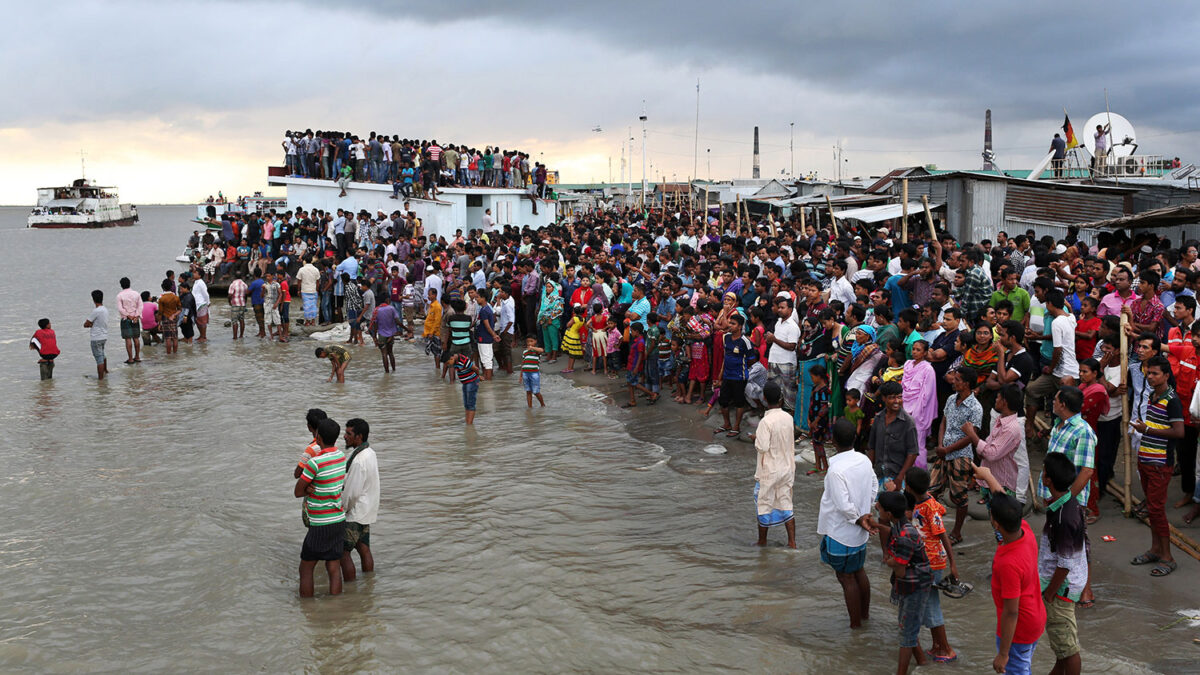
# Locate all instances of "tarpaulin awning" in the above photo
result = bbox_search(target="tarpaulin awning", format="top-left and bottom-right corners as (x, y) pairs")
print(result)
(45, 198), (84, 209)
(833, 201), (941, 223)
(1076, 202), (1200, 230)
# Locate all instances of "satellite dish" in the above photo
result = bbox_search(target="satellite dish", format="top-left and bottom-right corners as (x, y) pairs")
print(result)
(1083, 112), (1137, 158)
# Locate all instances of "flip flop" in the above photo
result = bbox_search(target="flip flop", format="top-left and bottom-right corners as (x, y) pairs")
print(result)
(1151, 560), (1178, 577)
(931, 653), (958, 664)
(1077, 599), (1095, 609)
(647, 395), (659, 405)
(1085, 512), (1101, 526)
(726, 429), (740, 438)
(1130, 552), (1161, 566)
(948, 533), (963, 545)
(713, 426), (731, 435)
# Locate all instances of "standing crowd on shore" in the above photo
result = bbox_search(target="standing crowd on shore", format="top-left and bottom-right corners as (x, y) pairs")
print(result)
(39, 199), (1200, 673)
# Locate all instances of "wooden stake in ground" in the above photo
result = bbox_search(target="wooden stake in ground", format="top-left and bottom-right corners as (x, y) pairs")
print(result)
(921, 195), (936, 241)
(1107, 483), (1200, 562)
(1120, 312), (1132, 515)
(901, 179), (909, 244)
(736, 195), (742, 232)
(824, 194), (838, 238)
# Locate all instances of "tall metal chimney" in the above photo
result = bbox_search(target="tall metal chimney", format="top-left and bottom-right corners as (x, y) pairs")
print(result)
(982, 109), (996, 170)
(752, 126), (761, 179)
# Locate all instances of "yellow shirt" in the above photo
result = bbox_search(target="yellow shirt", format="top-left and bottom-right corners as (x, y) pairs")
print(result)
(423, 300), (442, 338)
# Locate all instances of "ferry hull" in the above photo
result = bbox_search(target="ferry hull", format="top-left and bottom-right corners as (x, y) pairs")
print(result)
(28, 215), (139, 229)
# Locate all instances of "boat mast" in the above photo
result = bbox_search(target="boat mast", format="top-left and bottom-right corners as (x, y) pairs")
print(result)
(80, 150), (87, 180)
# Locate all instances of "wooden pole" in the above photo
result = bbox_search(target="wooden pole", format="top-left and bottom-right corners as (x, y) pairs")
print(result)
(799, 203), (806, 233)
(824, 194), (839, 238)
(736, 195), (742, 232)
(901, 179), (909, 244)
(768, 211), (777, 237)
(1120, 312), (1132, 515)
(921, 195), (936, 241)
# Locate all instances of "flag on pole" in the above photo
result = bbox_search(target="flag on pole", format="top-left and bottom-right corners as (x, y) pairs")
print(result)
(1062, 114), (1079, 149)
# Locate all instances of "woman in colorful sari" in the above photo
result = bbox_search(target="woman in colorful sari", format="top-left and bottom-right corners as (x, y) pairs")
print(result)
(537, 272), (564, 363)
(902, 339), (939, 469)
(711, 292), (743, 382)
(843, 324), (882, 394)
(962, 321), (1000, 433)
(820, 308), (849, 417)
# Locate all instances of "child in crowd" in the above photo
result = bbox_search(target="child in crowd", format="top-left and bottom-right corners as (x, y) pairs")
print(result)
(1075, 295), (1101, 359)
(605, 319), (622, 376)
(560, 305), (585, 374)
(904, 467), (959, 664)
(842, 388), (865, 449)
(30, 318), (60, 380)
(1040, 453), (1088, 675)
(624, 323), (658, 407)
(672, 336), (691, 402)
(808, 364), (831, 475)
(521, 336), (546, 408)
(855, 388), (879, 453)
(656, 316), (674, 392)
(994, 300), (1012, 343)
(588, 302), (609, 375)
(315, 345), (351, 383)
(453, 352), (481, 425)
(877, 490), (933, 675)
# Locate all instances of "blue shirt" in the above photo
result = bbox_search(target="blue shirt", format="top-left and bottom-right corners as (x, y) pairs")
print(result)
(885, 274), (911, 315)
(722, 334), (757, 381)
(335, 257), (359, 295)
(627, 297), (651, 328)
(247, 278), (265, 306)
(475, 305), (496, 344)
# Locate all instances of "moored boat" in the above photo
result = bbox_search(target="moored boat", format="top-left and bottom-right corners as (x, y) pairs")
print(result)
(28, 178), (138, 229)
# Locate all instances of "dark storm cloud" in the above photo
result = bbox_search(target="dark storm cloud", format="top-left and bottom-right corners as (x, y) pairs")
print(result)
(335, 0), (1200, 127)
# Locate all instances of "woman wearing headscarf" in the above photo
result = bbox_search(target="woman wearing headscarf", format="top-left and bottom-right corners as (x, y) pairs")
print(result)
(843, 324), (883, 394)
(902, 339), (939, 469)
(537, 272), (564, 363)
(712, 291), (743, 383)
(962, 321), (1001, 433)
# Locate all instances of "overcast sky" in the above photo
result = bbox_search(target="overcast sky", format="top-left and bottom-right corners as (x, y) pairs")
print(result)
(5, 0), (1200, 204)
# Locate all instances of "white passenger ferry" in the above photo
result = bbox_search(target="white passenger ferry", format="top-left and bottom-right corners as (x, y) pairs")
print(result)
(28, 178), (138, 229)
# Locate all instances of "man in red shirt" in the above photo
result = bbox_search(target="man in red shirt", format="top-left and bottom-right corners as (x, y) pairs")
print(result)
(975, 464), (1045, 674)
(1167, 299), (1200, 507)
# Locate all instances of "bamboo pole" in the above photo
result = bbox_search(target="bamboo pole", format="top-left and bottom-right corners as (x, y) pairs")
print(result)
(1120, 313), (1132, 515)
(921, 195), (936, 241)
(1107, 483), (1200, 561)
(742, 196), (750, 232)
(824, 194), (839, 238)
(736, 195), (743, 232)
(768, 212), (777, 237)
(799, 203), (806, 233)
(901, 179), (909, 244)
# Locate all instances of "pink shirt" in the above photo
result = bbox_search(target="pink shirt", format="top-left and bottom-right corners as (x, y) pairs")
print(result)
(141, 301), (158, 329)
(975, 412), (1022, 493)
(116, 288), (143, 321)
(228, 279), (248, 307)
(1097, 290), (1137, 317)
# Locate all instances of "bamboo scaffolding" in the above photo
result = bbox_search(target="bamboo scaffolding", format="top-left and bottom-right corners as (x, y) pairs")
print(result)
(901, 179), (909, 244)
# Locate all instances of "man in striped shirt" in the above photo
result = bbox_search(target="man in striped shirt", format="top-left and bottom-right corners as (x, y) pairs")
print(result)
(1131, 356), (1184, 577)
(294, 418), (348, 597)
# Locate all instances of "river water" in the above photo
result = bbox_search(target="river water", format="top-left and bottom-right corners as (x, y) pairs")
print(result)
(0, 205), (1193, 673)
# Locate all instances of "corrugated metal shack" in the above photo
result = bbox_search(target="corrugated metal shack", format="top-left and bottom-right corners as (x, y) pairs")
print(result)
(895, 171), (1137, 245)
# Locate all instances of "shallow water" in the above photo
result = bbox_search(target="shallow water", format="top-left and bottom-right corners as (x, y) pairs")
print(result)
(0, 205), (1193, 673)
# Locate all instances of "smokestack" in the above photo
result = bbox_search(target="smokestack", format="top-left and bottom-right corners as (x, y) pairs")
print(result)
(982, 109), (996, 170)
(752, 126), (761, 179)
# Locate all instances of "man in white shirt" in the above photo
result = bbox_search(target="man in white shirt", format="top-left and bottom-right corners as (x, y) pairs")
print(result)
(295, 258), (321, 326)
(817, 419), (879, 629)
(191, 274), (211, 343)
(765, 297), (800, 412)
(827, 259), (855, 307)
(340, 418), (379, 583)
(493, 286), (516, 374)
(481, 208), (495, 233)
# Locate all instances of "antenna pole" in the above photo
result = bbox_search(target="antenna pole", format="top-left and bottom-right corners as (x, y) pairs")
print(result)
(1104, 89), (1117, 185)
(693, 78), (699, 217)
(81, 150), (86, 179)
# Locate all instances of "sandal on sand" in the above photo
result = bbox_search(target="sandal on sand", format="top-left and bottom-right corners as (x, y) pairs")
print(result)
(1086, 512), (1101, 526)
(1130, 552), (1160, 566)
(1151, 560), (1178, 577)
(726, 429), (740, 438)
(948, 533), (963, 545)
(713, 426), (731, 435)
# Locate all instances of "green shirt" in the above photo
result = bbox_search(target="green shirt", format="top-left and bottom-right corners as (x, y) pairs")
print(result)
(302, 448), (347, 526)
(989, 286), (1031, 321)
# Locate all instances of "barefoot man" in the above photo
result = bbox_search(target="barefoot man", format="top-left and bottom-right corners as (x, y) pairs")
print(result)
(754, 382), (796, 547)
(818, 418), (880, 628)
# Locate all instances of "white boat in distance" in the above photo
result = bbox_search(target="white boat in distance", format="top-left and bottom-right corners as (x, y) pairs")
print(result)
(28, 178), (138, 229)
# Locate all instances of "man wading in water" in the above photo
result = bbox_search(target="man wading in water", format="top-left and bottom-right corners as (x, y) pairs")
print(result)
(295, 418), (348, 597)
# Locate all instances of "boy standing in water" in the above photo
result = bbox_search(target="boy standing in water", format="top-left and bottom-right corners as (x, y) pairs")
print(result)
(754, 382), (796, 547)
(30, 318), (60, 380)
(521, 336), (546, 408)
(83, 289), (109, 380)
(454, 353), (482, 425)
(904, 466), (959, 664)
(877, 489), (933, 674)
(294, 418), (347, 598)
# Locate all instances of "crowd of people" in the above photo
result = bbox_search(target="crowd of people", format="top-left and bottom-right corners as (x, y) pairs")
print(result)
(282, 130), (553, 199)
(40, 199), (1200, 673)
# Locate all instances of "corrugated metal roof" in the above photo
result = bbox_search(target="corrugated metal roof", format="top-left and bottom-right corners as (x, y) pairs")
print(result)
(834, 202), (942, 223)
(1005, 183), (1126, 224)
(1075, 203), (1200, 230)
